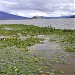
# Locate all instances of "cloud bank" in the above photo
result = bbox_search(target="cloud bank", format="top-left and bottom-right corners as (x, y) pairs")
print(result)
(0, 0), (74, 17)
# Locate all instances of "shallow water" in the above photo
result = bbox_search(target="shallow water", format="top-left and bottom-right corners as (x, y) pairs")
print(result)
(27, 35), (75, 75)
(0, 36), (10, 39)
(0, 18), (75, 30)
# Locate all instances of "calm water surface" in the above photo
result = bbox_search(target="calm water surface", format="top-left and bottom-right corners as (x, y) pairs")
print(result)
(0, 18), (75, 30)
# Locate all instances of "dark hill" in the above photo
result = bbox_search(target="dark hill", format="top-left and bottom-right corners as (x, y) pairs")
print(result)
(0, 11), (28, 20)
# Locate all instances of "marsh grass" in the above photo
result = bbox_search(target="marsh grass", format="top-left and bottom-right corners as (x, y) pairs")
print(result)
(0, 24), (75, 75)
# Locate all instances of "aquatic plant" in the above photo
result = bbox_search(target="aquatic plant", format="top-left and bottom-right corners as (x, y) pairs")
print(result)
(0, 24), (75, 75)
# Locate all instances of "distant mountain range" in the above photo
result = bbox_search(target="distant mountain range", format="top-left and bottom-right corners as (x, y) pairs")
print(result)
(29, 15), (75, 19)
(0, 11), (28, 20)
(58, 15), (75, 18)
(31, 15), (75, 19)
(0, 11), (75, 20)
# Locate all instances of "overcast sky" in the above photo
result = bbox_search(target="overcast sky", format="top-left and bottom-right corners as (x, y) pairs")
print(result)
(0, 0), (75, 17)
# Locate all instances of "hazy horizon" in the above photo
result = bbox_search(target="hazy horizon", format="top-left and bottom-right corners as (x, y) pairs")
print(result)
(0, 0), (75, 17)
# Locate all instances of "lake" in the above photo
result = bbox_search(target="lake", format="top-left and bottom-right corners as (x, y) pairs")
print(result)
(0, 18), (74, 30)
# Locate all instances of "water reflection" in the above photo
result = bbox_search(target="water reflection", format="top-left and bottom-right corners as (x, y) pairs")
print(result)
(27, 35), (75, 75)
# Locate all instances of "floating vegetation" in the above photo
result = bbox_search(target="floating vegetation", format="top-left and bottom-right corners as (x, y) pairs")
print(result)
(0, 24), (75, 75)
(59, 70), (65, 74)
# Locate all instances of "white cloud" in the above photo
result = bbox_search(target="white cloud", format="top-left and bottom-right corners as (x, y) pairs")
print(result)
(8, 10), (49, 17)
(0, 0), (74, 17)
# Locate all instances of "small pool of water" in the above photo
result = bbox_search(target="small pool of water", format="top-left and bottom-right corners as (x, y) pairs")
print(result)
(27, 35), (75, 75)
(0, 36), (10, 39)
